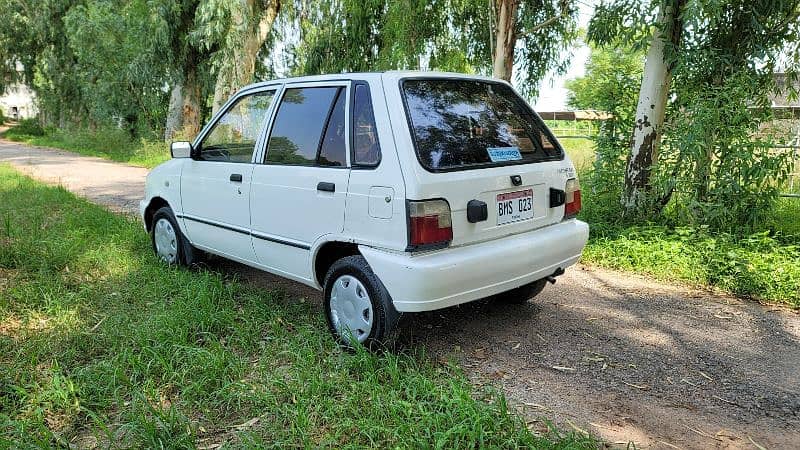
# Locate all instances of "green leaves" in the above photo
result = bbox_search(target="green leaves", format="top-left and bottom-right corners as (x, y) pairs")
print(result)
(577, 0), (800, 230)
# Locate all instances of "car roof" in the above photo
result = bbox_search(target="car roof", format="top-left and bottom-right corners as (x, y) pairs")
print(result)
(239, 70), (505, 92)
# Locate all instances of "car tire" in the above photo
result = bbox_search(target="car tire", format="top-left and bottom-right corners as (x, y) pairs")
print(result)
(496, 278), (548, 304)
(150, 206), (201, 267)
(323, 255), (401, 349)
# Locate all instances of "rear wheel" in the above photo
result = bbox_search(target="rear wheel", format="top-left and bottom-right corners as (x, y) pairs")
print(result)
(496, 279), (548, 304)
(323, 256), (400, 349)
(150, 206), (201, 267)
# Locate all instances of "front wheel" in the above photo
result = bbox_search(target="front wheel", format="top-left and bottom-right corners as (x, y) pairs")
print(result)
(150, 206), (201, 267)
(323, 256), (400, 349)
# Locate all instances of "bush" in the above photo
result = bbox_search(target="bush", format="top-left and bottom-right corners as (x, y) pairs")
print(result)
(0, 109), (5, 125)
(658, 73), (794, 231)
(6, 118), (45, 137)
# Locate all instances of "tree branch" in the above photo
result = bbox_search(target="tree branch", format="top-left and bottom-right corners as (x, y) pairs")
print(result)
(516, 0), (571, 38)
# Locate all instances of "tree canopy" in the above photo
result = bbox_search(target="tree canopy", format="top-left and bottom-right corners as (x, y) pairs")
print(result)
(1, 0), (582, 135)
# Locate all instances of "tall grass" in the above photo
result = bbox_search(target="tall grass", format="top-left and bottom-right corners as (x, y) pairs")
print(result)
(2, 126), (170, 168)
(0, 164), (594, 447)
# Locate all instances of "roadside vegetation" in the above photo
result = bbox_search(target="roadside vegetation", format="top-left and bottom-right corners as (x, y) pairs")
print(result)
(557, 138), (800, 308)
(0, 164), (594, 447)
(2, 122), (169, 168)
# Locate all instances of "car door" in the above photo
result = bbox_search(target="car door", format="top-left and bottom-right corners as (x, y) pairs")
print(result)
(250, 82), (350, 284)
(180, 88), (277, 262)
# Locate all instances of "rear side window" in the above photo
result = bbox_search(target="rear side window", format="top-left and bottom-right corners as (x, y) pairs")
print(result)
(401, 79), (563, 171)
(266, 87), (341, 166)
(352, 83), (381, 167)
(318, 89), (347, 167)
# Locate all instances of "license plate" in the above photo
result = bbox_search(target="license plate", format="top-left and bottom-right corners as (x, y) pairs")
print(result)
(497, 189), (533, 225)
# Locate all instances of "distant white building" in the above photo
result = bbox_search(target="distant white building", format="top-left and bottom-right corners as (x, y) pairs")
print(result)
(0, 64), (37, 120)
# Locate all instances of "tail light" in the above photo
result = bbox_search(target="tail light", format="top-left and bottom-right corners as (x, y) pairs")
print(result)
(408, 199), (453, 250)
(564, 178), (581, 219)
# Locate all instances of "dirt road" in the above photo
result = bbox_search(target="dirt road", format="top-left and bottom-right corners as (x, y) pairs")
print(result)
(2, 139), (798, 449)
(0, 139), (147, 213)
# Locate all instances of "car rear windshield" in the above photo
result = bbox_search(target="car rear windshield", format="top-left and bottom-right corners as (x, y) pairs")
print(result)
(401, 79), (563, 171)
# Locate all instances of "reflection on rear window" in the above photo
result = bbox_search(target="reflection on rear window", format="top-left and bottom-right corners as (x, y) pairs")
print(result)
(402, 79), (562, 171)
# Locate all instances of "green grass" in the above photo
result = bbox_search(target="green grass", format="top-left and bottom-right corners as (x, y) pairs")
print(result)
(578, 191), (800, 307)
(582, 222), (800, 306)
(558, 137), (595, 173)
(2, 126), (169, 168)
(0, 164), (594, 448)
(561, 138), (800, 306)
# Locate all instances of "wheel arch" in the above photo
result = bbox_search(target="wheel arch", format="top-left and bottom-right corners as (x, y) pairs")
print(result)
(143, 196), (171, 233)
(312, 240), (361, 288)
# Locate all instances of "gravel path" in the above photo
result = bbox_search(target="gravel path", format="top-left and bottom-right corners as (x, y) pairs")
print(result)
(2, 139), (798, 449)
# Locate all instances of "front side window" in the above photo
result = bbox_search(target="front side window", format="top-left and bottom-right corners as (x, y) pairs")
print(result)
(199, 90), (275, 163)
(402, 79), (563, 171)
(352, 83), (381, 167)
(266, 87), (343, 166)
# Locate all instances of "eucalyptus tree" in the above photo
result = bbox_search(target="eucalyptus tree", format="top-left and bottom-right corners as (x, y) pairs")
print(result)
(64, 0), (172, 135)
(288, 0), (579, 97)
(0, 0), (85, 127)
(161, 0), (215, 139)
(487, 0), (578, 83)
(589, 0), (684, 211)
(193, 0), (282, 113)
(589, 0), (800, 227)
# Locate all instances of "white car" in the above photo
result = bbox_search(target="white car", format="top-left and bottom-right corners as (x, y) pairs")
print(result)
(140, 71), (589, 346)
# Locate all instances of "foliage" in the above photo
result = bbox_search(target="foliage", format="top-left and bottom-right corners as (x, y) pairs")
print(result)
(1, 0), (86, 128)
(0, 165), (597, 447)
(448, 0), (580, 96)
(582, 0), (800, 230)
(565, 43), (643, 216)
(3, 118), (45, 137)
(287, 0), (457, 75)
(63, 0), (172, 135)
(287, 0), (578, 96)
(659, 74), (794, 230)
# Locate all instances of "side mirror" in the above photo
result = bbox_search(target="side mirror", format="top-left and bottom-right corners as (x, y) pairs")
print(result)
(170, 141), (193, 158)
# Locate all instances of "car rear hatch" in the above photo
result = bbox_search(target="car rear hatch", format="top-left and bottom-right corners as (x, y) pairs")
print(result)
(398, 77), (572, 247)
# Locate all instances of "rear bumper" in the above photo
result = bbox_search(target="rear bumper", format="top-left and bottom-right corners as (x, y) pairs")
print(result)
(359, 219), (589, 312)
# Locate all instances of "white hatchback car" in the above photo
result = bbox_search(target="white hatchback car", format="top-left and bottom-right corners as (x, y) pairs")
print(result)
(140, 71), (589, 346)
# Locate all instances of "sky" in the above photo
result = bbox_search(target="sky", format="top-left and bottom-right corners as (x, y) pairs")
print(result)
(532, 1), (595, 111)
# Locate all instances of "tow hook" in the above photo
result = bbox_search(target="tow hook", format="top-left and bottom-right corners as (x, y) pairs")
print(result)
(546, 267), (565, 284)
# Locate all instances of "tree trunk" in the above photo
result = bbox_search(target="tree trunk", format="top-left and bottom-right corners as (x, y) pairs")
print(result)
(181, 65), (202, 139)
(492, 0), (518, 81)
(212, 0), (281, 114)
(165, 84), (184, 141)
(165, 61), (202, 141)
(622, 0), (684, 213)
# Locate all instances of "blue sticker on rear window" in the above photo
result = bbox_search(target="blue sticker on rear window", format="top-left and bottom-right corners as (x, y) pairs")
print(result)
(487, 147), (522, 162)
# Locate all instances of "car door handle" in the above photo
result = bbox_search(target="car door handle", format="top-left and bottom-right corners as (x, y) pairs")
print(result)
(317, 182), (335, 192)
(230, 173), (243, 182)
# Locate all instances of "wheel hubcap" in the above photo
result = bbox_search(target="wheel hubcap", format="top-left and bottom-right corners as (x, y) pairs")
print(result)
(329, 275), (373, 344)
(154, 218), (178, 264)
